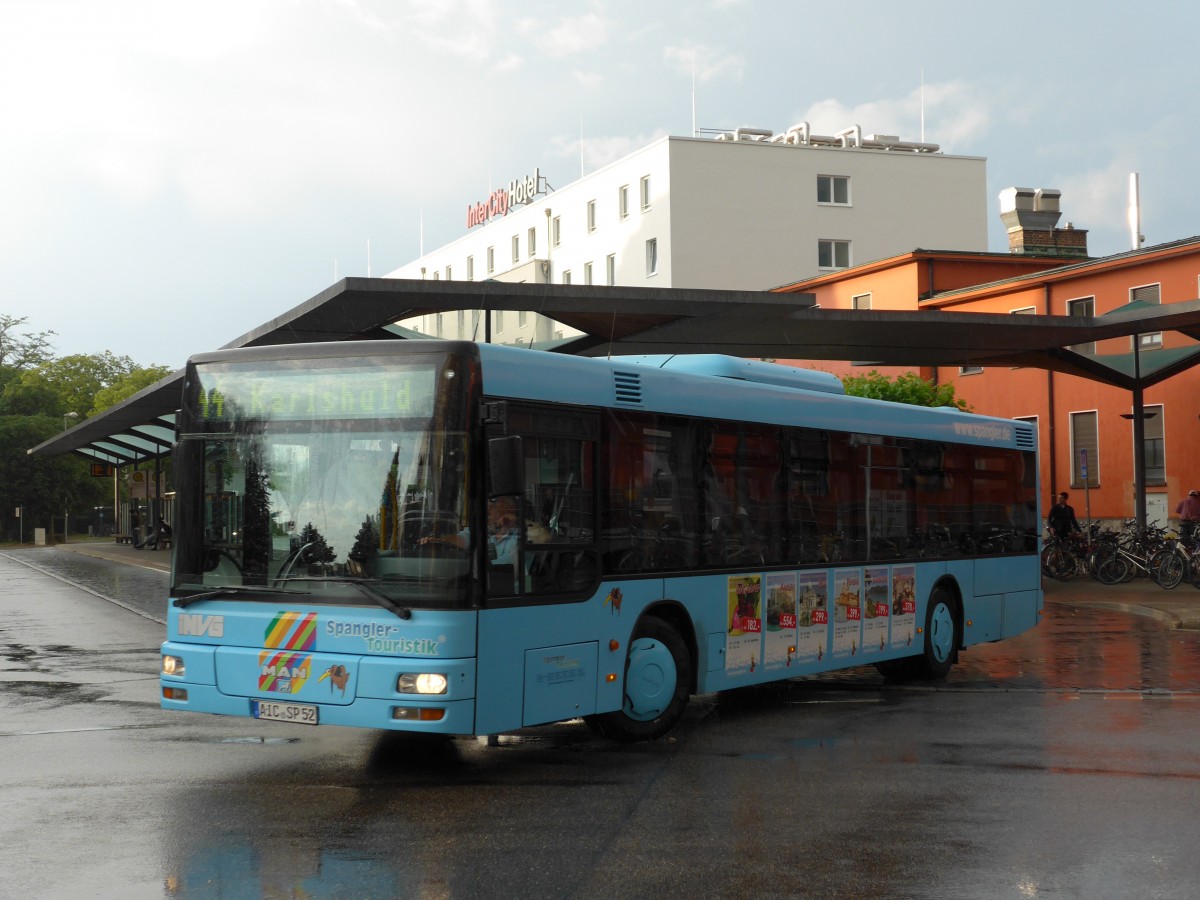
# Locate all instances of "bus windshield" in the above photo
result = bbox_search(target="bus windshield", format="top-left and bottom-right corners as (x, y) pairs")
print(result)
(172, 352), (476, 609)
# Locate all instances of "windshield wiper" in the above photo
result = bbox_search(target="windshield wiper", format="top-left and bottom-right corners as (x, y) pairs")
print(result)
(173, 585), (304, 608)
(273, 577), (413, 620)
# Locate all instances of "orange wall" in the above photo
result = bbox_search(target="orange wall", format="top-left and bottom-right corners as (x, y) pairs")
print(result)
(776, 250), (1200, 525)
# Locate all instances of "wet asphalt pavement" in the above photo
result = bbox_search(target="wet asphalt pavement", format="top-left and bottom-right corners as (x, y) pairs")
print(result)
(2, 547), (1200, 899)
(2, 545), (170, 623)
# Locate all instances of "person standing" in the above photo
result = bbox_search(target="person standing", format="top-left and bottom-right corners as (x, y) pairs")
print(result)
(1046, 492), (1081, 538)
(1175, 490), (1200, 542)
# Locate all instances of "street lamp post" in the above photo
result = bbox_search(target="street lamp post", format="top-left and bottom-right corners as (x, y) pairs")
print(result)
(1121, 407), (1158, 532)
(62, 411), (78, 430)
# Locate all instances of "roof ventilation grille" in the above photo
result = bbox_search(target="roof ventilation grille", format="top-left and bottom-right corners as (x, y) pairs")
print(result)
(1015, 424), (1037, 450)
(613, 371), (643, 406)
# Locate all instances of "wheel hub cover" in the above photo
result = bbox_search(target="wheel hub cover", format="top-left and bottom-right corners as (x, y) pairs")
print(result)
(624, 637), (677, 721)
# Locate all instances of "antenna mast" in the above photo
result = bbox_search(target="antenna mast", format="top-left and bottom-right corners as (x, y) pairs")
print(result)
(692, 58), (697, 137)
(1128, 173), (1143, 250)
(920, 68), (925, 143)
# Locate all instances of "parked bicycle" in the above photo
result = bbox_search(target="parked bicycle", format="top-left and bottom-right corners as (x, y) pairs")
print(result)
(1041, 527), (1090, 581)
(1146, 529), (1200, 590)
(1091, 520), (1175, 587)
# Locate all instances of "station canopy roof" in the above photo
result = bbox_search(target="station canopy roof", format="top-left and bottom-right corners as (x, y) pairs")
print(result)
(30, 277), (1200, 464)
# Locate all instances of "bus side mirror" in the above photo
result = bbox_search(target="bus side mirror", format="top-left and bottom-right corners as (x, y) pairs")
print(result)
(488, 435), (524, 498)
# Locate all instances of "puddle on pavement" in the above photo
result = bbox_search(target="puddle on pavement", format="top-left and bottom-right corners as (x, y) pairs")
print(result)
(1, 679), (106, 706)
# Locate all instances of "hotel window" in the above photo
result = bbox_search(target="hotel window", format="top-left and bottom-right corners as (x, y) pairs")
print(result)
(519, 310), (528, 328)
(640, 175), (651, 211)
(818, 239), (850, 270)
(1130, 283), (1162, 349)
(645, 238), (658, 276)
(433, 271), (439, 280)
(606, 253), (616, 285)
(445, 265), (452, 280)
(958, 364), (983, 375)
(587, 200), (597, 233)
(528, 227), (537, 258)
(1067, 296), (1094, 354)
(511, 234), (520, 264)
(584, 261), (593, 285)
(562, 269), (571, 284)
(1142, 404), (1165, 484)
(495, 310), (505, 333)
(457, 309), (464, 335)
(466, 255), (474, 281)
(851, 292), (871, 310)
(1070, 410), (1099, 488)
(817, 174), (850, 205)
(552, 215), (561, 247)
(619, 185), (629, 219)
(487, 246), (495, 275)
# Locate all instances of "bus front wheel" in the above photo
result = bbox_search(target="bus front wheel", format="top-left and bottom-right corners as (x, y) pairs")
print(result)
(586, 616), (692, 742)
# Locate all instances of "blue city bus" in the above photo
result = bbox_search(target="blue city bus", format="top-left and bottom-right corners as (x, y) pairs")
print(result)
(160, 340), (1042, 741)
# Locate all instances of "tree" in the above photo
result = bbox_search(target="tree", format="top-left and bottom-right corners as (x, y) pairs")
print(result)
(1, 352), (146, 420)
(0, 415), (106, 541)
(0, 315), (55, 370)
(841, 370), (970, 411)
(0, 320), (167, 542)
(91, 364), (173, 414)
(298, 522), (337, 568)
(349, 516), (379, 571)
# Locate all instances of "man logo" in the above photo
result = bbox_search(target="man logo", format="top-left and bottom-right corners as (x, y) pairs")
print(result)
(179, 614), (224, 638)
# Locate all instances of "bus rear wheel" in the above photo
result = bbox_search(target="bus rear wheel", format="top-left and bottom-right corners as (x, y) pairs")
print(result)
(875, 587), (959, 682)
(586, 616), (692, 742)
(917, 587), (959, 679)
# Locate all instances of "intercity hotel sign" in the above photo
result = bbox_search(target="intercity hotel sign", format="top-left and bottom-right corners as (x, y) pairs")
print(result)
(466, 168), (544, 228)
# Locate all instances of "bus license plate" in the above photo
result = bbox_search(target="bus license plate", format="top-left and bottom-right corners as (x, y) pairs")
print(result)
(252, 699), (318, 726)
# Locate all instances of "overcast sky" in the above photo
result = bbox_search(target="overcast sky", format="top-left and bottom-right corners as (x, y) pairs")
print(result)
(4, 1), (1198, 369)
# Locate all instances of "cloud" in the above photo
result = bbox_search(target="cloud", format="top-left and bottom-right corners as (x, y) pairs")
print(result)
(1056, 160), (1133, 241)
(550, 130), (670, 174)
(663, 42), (745, 83)
(517, 13), (610, 58)
(493, 53), (523, 74)
(0, 0), (512, 228)
(794, 80), (991, 150)
(393, 0), (504, 61)
(573, 70), (604, 89)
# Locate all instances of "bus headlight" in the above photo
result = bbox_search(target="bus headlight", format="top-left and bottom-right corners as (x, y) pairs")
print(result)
(162, 654), (185, 677)
(397, 672), (448, 694)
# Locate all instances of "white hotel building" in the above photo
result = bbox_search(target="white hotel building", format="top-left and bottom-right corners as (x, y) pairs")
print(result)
(387, 124), (988, 345)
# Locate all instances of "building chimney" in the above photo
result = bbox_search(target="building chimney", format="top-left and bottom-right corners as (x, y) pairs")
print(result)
(999, 187), (1088, 258)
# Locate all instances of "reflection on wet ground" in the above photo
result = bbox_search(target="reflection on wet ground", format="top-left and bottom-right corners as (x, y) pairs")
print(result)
(952, 604), (1200, 693)
(776, 603), (1200, 696)
(0, 548), (168, 623)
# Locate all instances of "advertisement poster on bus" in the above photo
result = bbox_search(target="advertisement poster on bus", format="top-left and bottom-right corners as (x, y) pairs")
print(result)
(862, 566), (891, 654)
(726, 574), (762, 676)
(891, 565), (917, 648)
(796, 571), (828, 663)
(763, 572), (797, 672)
(833, 569), (862, 658)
